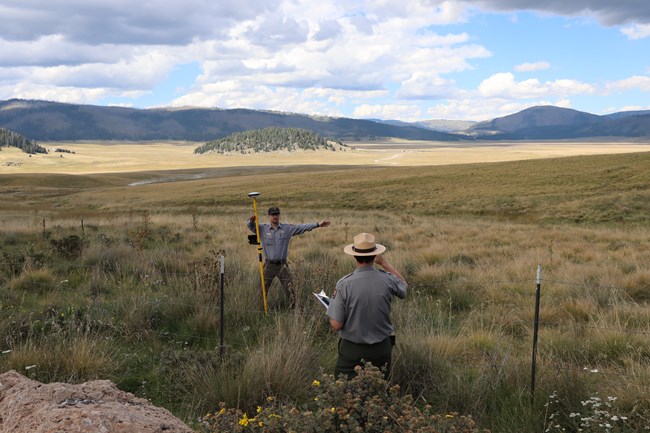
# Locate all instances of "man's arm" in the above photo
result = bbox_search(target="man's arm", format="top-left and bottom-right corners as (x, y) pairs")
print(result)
(290, 219), (331, 236)
(329, 318), (344, 331)
(374, 254), (406, 283)
(374, 254), (408, 298)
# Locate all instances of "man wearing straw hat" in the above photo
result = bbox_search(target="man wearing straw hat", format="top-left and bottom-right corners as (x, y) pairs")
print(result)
(326, 232), (408, 380)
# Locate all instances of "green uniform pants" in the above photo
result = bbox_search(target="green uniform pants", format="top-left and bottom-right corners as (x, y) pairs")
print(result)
(335, 337), (392, 380)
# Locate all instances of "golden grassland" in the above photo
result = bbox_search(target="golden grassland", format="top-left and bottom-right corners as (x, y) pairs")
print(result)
(1, 139), (650, 174)
(3, 150), (649, 227)
(1, 148), (650, 432)
(1, 204), (650, 431)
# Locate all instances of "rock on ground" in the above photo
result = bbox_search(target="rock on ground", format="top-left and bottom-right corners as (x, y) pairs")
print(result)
(0, 370), (195, 433)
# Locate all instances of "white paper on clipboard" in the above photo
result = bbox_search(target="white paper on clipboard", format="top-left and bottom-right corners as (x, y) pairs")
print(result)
(313, 290), (331, 309)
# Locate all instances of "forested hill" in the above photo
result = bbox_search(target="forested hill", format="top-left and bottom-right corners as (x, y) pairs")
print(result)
(194, 127), (342, 154)
(0, 128), (47, 154)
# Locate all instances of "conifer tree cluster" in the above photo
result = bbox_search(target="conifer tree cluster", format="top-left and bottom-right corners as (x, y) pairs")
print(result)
(195, 127), (338, 154)
(0, 128), (46, 154)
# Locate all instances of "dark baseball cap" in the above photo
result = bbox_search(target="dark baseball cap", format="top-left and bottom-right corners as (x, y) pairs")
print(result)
(268, 206), (281, 215)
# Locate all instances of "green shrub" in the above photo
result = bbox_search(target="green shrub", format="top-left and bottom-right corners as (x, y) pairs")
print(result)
(199, 365), (488, 433)
(50, 235), (84, 258)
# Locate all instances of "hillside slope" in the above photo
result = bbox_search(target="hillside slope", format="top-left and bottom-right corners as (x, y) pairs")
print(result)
(0, 99), (464, 142)
(469, 106), (650, 139)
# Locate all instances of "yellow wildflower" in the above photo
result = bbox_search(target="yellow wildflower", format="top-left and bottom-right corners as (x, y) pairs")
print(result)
(331, 407), (336, 413)
(256, 406), (262, 413)
(239, 413), (249, 426)
(312, 380), (321, 387)
(258, 422), (263, 427)
(267, 396), (274, 402)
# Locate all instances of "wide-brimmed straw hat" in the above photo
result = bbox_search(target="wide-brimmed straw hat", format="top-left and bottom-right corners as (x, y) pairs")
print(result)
(343, 233), (386, 256)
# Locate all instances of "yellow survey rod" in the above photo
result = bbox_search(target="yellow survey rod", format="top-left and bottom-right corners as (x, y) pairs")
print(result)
(249, 192), (268, 314)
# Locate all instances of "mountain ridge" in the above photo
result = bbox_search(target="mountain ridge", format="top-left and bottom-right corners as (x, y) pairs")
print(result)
(467, 105), (650, 139)
(0, 99), (463, 142)
(1, 99), (649, 142)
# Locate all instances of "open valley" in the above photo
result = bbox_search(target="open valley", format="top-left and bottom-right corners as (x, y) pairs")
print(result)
(2, 139), (650, 174)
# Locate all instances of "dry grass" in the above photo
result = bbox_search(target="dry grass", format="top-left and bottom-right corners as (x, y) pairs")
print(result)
(5, 332), (117, 383)
(2, 140), (650, 174)
(5, 150), (648, 229)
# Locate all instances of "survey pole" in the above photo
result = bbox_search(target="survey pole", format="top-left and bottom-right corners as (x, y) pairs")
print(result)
(249, 192), (268, 314)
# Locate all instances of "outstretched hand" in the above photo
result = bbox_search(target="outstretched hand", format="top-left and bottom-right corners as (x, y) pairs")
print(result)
(248, 215), (256, 223)
(319, 219), (331, 228)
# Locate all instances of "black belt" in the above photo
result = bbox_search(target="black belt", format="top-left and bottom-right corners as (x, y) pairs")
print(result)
(267, 259), (286, 265)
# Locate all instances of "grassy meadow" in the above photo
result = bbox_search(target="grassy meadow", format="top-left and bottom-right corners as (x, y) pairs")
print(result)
(2, 139), (650, 173)
(1, 149), (650, 432)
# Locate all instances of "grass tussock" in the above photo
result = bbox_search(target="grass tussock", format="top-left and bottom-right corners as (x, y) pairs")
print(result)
(4, 332), (117, 384)
(9, 268), (57, 293)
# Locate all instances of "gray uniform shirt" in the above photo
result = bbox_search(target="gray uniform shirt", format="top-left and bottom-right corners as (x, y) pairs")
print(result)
(247, 220), (318, 262)
(326, 266), (407, 345)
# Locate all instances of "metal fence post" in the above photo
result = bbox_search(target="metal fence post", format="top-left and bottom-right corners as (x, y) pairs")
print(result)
(220, 255), (225, 359)
(531, 265), (542, 405)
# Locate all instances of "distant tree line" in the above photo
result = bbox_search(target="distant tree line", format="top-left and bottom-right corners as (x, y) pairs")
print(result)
(194, 127), (339, 154)
(0, 128), (47, 154)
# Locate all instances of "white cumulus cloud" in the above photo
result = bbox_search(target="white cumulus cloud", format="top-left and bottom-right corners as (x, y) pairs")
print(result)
(426, 97), (572, 121)
(397, 74), (458, 100)
(352, 104), (423, 122)
(607, 75), (650, 92)
(620, 24), (650, 39)
(514, 61), (550, 72)
(479, 72), (594, 99)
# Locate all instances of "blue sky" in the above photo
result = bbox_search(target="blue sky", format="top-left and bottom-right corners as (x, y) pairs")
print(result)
(1, 0), (649, 121)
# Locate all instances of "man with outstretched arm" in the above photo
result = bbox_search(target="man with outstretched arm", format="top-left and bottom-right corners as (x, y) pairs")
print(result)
(326, 232), (408, 380)
(247, 206), (331, 309)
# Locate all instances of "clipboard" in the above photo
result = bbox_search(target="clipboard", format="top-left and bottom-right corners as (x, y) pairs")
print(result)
(313, 290), (331, 309)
